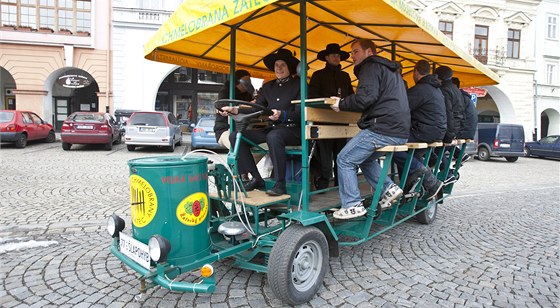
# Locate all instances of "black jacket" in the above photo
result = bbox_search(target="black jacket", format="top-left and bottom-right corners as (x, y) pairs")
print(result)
(440, 79), (465, 142)
(407, 74), (447, 143)
(339, 55), (410, 139)
(308, 63), (354, 98)
(457, 89), (477, 139)
(213, 83), (254, 141)
(253, 76), (302, 128)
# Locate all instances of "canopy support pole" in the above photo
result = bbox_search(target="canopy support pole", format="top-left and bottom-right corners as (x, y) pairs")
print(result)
(299, 0), (309, 212)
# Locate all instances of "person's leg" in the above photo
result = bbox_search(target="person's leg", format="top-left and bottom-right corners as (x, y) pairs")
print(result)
(314, 140), (333, 189)
(266, 127), (301, 195)
(332, 138), (347, 184)
(218, 130), (231, 149)
(229, 130), (267, 189)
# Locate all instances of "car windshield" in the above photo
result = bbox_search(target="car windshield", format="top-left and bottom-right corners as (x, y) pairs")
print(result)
(198, 118), (214, 127)
(130, 113), (166, 126)
(73, 113), (104, 122)
(0, 111), (14, 123)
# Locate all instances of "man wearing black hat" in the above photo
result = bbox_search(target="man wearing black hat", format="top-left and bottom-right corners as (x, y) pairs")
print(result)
(214, 69), (255, 149)
(223, 48), (302, 196)
(308, 43), (354, 190)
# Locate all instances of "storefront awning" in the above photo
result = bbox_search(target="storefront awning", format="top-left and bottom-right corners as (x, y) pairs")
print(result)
(144, 0), (499, 87)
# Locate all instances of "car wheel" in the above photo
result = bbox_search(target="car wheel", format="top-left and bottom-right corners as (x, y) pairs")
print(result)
(15, 134), (27, 148)
(115, 133), (122, 145)
(505, 156), (518, 162)
(45, 131), (56, 143)
(127, 145), (135, 151)
(524, 146), (531, 157)
(104, 141), (113, 151)
(477, 147), (490, 161)
(62, 142), (71, 151)
(167, 139), (176, 152)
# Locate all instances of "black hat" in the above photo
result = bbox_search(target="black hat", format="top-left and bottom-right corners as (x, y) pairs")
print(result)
(317, 43), (350, 61)
(263, 48), (300, 75)
(234, 69), (250, 84)
(435, 66), (453, 81)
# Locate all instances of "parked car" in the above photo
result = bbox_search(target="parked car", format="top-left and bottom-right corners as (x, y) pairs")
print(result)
(525, 135), (560, 159)
(475, 123), (525, 162)
(114, 109), (139, 136)
(124, 111), (181, 152)
(60, 112), (122, 151)
(190, 116), (226, 150)
(0, 110), (56, 148)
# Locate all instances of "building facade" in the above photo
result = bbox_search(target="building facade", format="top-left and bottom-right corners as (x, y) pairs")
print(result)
(0, 0), (111, 130)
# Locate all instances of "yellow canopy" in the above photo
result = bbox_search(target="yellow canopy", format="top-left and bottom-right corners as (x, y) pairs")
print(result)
(144, 0), (499, 87)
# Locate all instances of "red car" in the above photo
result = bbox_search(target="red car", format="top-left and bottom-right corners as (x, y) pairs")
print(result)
(61, 112), (122, 151)
(0, 110), (56, 148)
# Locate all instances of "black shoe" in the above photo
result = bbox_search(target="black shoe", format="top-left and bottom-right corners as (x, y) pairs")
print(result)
(426, 180), (443, 200)
(454, 154), (472, 168)
(243, 178), (265, 191)
(266, 182), (286, 196)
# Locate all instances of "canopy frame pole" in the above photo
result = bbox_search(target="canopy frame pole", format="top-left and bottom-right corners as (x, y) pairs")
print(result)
(299, 0), (309, 212)
(228, 27), (237, 156)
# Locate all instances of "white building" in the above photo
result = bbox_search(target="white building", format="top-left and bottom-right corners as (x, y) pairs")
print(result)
(112, 1), (560, 140)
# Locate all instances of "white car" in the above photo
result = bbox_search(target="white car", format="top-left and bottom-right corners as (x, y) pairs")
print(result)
(124, 111), (181, 152)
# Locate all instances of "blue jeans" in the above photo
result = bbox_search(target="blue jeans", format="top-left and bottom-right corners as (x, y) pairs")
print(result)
(336, 129), (407, 209)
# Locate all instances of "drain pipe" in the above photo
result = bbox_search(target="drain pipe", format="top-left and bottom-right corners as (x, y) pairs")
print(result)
(533, 79), (538, 141)
(106, 1), (112, 113)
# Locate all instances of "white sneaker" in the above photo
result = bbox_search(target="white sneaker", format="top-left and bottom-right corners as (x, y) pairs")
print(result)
(378, 184), (403, 209)
(333, 203), (366, 219)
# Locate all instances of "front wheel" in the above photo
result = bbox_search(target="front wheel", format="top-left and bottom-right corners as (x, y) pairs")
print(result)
(62, 142), (71, 151)
(267, 225), (328, 305)
(127, 145), (135, 151)
(477, 147), (490, 161)
(416, 202), (437, 224)
(505, 156), (518, 162)
(45, 131), (56, 143)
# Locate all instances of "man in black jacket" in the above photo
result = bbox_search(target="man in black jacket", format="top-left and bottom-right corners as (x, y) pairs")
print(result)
(308, 43), (354, 190)
(330, 39), (410, 219)
(223, 49), (302, 196)
(452, 77), (477, 164)
(214, 69), (254, 149)
(392, 60), (446, 200)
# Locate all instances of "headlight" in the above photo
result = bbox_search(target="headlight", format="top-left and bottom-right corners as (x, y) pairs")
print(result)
(148, 235), (171, 263)
(107, 214), (125, 238)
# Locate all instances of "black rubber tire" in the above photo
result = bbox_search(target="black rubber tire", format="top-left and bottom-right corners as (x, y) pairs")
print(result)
(62, 142), (71, 151)
(166, 139), (176, 152)
(115, 133), (122, 145)
(127, 145), (135, 151)
(416, 202), (438, 225)
(524, 146), (530, 157)
(104, 141), (113, 151)
(45, 131), (56, 143)
(267, 225), (329, 305)
(477, 147), (490, 161)
(505, 156), (518, 162)
(15, 134), (27, 148)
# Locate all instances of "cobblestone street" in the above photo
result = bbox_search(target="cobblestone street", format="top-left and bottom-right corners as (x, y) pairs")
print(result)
(0, 138), (559, 307)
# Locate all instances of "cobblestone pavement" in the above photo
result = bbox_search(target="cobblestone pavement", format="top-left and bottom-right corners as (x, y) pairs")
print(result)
(0, 137), (558, 308)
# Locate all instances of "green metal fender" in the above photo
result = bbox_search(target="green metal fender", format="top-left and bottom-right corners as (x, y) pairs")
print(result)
(278, 210), (339, 257)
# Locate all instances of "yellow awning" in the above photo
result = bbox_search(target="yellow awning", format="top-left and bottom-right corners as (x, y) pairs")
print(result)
(144, 0), (499, 87)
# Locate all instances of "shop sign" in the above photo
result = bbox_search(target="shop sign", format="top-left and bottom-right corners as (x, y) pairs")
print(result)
(463, 87), (487, 97)
(57, 74), (92, 88)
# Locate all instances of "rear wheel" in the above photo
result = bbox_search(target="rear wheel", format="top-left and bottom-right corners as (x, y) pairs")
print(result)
(477, 147), (490, 161)
(115, 133), (122, 145)
(268, 225), (328, 305)
(45, 131), (56, 143)
(127, 145), (135, 151)
(15, 134), (27, 148)
(167, 139), (176, 152)
(62, 142), (71, 151)
(505, 156), (518, 162)
(416, 202), (437, 224)
(524, 146), (531, 157)
(104, 141), (113, 151)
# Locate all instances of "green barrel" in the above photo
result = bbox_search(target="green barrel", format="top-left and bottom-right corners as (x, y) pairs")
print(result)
(127, 156), (210, 265)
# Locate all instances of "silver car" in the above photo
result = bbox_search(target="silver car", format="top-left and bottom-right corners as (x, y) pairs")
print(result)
(124, 111), (181, 152)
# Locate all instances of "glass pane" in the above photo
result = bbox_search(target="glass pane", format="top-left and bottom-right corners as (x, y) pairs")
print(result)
(197, 92), (219, 117)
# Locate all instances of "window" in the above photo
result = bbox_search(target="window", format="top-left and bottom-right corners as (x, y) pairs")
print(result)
(474, 25), (489, 64)
(507, 29), (520, 59)
(0, 0), (91, 33)
(546, 64), (556, 85)
(439, 20), (453, 39)
(547, 15), (557, 39)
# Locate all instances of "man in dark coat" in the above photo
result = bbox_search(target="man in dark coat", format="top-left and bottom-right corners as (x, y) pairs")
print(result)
(452, 77), (477, 164)
(308, 43), (354, 190)
(330, 39), (410, 219)
(214, 69), (254, 149)
(392, 60), (446, 200)
(223, 49), (302, 196)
